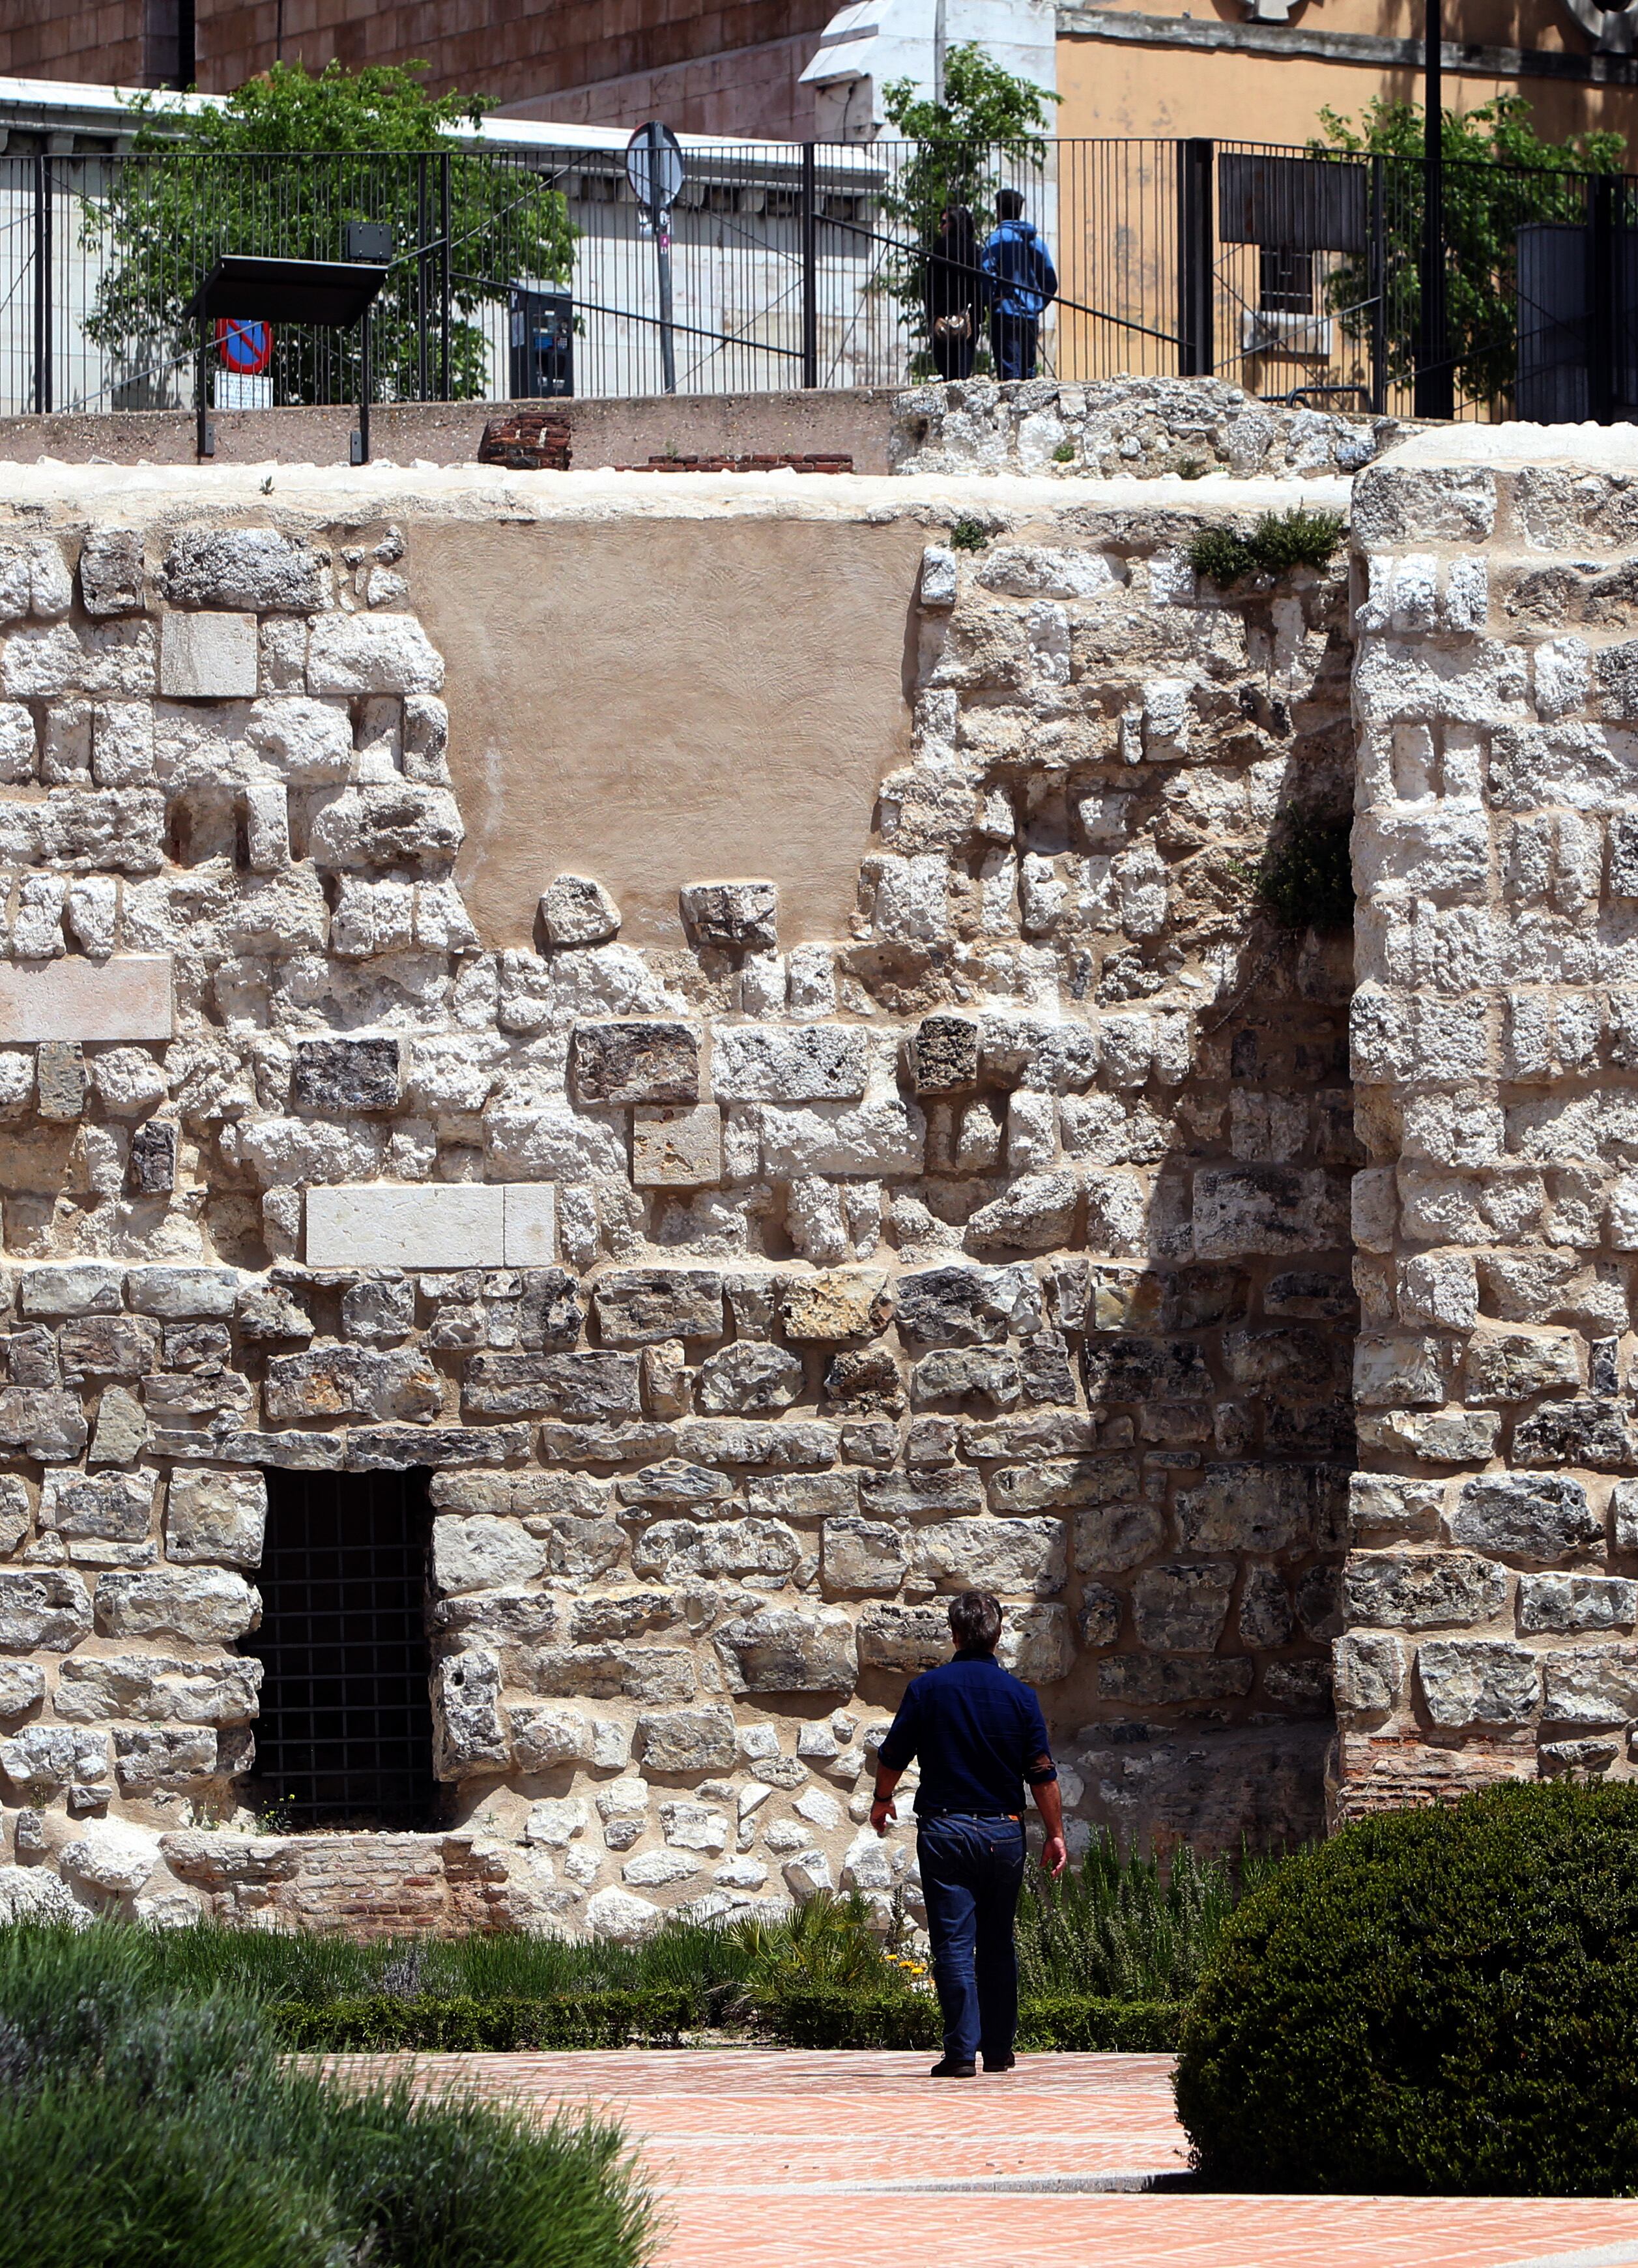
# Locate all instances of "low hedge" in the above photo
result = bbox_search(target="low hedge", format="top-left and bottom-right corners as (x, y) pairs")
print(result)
(270, 1990), (703, 2052)
(753, 1985), (1181, 2052)
(269, 1984), (1183, 2055)
(1175, 1782), (1638, 2194)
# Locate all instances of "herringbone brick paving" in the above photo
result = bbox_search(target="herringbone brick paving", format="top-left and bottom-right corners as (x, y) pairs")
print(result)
(326, 2050), (1638, 2267)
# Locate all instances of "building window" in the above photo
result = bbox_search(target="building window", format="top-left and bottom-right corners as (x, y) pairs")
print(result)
(143, 0), (195, 89)
(244, 1468), (438, 1830)
(1259, 246), (1315, 315)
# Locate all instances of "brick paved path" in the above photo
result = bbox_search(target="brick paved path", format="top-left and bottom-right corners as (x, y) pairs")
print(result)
(333, 2049), (1638, 2268)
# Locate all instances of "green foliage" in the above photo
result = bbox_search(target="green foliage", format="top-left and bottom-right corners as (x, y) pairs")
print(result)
(1052, 440), (1076, 462)
(1313, 95), (1624, 405)
(1253, 812), (1355, 934)
(0, 1923), (654, 2267)
(85, 61), (575, 406)
(1177, 1783), (1638, 2195)
(876, 44), (1060, 347)
(751, 1983), (1181, 2050)
(1016, 1995), (1182, 2052)
(949, 516), (990, 552)
(1015, 1830), (1253, 2003)
(1187, 506), (1345, 587)
(268, 1990), (702, 2052)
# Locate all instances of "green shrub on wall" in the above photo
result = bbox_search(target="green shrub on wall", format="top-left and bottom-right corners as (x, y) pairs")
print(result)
(1175, 1783), (1638, 2195)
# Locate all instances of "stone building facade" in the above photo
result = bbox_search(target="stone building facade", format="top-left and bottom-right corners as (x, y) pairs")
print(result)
(0, 412), (1624, 1936)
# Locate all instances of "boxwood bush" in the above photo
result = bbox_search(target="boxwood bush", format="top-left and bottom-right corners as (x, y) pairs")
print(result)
(1175, 1783), (1638, 2194)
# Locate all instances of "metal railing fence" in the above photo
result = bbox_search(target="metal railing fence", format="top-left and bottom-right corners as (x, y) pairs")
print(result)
(0, 136), (1632, 424)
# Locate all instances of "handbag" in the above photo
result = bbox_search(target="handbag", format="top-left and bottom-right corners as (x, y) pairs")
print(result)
(933, 308), (972, 340)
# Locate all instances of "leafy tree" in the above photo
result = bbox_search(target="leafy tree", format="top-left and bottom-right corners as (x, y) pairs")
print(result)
(876, 43), (1060, 358)
(82, 61), (577, 407)
(1313, 95), (1623, 405)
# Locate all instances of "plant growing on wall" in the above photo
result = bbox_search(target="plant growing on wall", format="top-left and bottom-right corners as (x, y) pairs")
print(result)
(876, 43), (1060, 363)
(81, 61), (577, 407)
(1312, 96), (1622, 408)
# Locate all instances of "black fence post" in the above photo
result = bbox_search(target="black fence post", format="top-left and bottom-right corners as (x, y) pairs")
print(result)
(800, 141), (818, 390)
(439, 151), (452, 401)
(416, 154), (430, 403)
(1413, 0), (1454, 417)
(1177, 138), (1214, 378)
(1590, 173), (1615, 426)
(32, 154), (51, 417)
(1370, 154), (1388, 416)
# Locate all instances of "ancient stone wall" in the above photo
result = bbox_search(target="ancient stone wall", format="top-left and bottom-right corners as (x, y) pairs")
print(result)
(0, 467), (1356, 1934)
(1336, 433), (1638, 1815)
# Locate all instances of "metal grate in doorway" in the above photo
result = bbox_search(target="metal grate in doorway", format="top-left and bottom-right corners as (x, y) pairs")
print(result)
(243, 1466), (438, 1830)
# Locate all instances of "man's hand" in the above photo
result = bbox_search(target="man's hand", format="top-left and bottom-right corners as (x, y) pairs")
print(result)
(1039, 1833), (1068, 1880)
(870, 1794), (897, 1837)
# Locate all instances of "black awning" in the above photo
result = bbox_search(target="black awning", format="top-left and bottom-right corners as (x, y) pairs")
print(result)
(184, 255), (390, 327)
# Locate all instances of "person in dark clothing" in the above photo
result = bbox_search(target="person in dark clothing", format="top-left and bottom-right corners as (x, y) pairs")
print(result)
(872, 1591), (1066, 2079)
(981, 186), (1057, 381)
(923, 203), (981, 382)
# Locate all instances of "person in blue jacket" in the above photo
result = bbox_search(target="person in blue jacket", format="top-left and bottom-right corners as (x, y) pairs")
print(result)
(981, 188), (1057, 381)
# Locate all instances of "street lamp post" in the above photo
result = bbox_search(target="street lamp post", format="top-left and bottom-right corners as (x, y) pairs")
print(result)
(1414, 0), (1454, 416)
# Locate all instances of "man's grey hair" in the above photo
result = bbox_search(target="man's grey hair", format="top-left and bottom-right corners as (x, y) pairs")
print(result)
(949, 1592), (1003, 1653)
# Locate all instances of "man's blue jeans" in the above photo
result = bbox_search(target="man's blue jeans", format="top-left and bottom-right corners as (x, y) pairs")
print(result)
(917, 1815), (1027, 2063)
(990, 314), (1039, 381)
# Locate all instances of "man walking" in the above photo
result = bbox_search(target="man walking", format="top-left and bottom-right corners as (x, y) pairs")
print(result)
(981, 188), (1057, 381)
(871, 1592), (1067, 2078)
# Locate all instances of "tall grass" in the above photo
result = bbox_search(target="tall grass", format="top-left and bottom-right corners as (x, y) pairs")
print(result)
(0, 1923), (655, 2268)
(1016, 1833), (1289, 2003)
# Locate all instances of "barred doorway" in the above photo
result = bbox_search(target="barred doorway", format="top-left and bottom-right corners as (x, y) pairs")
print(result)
(244, 1468), (438, 1830)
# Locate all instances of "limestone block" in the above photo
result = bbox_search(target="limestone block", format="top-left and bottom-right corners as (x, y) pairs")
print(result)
(40, 1470), (156, 1543)
(1356, 1408), (1502, 1464)
(997, 1603), (1076, 1684)
(1085, 1336), (1212, 1403)
(586, 1887), (665, 1941)
(1192, 1166), (1347, 1258)
(431, 1650), (508, 1777)
(465, 1352), (638, 1421)
(20, 1264), (123, 1317)
(0, 1661), (43, 1718)
(307, 612), (444, 695)
(632, 1105), (723, 1188)
(0, 699), (35, 785)
(966, 1172), (1078, 1255)
(1070, 1502), (1166, 1573)
(127, 1268), (240, 1319)
(1464, 1328), (1584, 1402)
(0, 955), (172, 1043)
(637, 1704), (738, 1773)
(1097, 1657), (1253, 1707)
(1541, 1645), (1638, 1726)
(1415, 1639), (1540, 1728)
(624, 1848), (700, 1887)
(1354, 1334), (1444, 1408)
(1349, 1475), (1442, 1546)
(0, 1567), (91, 1650)
(541, 874), (620, 946)
(96, 1567), (259, 1643)
(1, 1724), (109, 1794)
(162, 1469), (266, 1569)
(1343, 1550), (1507, 1630)
(307, 783), (463, 869)
(1518, 1574), (1638, 1634)
(779, 1271), (889, 1343)
(633, 1517), (801, 1584)
(0, 539), (71, 624)
(504, 1184), (557, 1267)
(114, 1728), (221, 1796)
(761, 1096), (925, 1179)
(1132, 1561), (1235, 1652)
(1447, 1474), (1602, 1563)
(79, 527), (146, 617)
(571, 1019), (699, 1105)
(1175, 1464), (1334, 1554)
(820, 1517), (908, 1597)
(1332, 1632), (1405, 1714)
(306, 1184), (508, 1270)
(697, 1342), (803, 1415)
(246, 696), (353, 783)
(263, 1345), (440, 1424)
(895, 1263), (1040, 1346)
(509, 1703), (596, 1771)
(712, 1024), (869, 1102)
(911, 1517), (1065, 1598)
(912, 1015), (980, 1095)
(54, 1652), (261, 1726)
(680, 880), (778, 952)
(919, 546), (958, 607)
(854, 1602), (949, 1674)
(159, 613), (257, 699)
(594, 1270), (725, 1346)
(715, 1607), (857, 1694)
(163, 527), (328, 613)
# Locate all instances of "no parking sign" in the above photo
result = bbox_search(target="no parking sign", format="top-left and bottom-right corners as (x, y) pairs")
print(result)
(216, 317), (274, 375)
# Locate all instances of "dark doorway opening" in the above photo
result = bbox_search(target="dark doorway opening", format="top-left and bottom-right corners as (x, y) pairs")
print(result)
(244, 1467), (439, 1831)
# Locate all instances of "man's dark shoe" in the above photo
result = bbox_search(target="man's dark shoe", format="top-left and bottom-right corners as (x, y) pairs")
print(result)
(983, 2053), (1016, 2072)
(929, 2056), (976, 2078)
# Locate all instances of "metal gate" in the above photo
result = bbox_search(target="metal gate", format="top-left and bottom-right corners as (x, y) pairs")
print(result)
(244, 1467), (438, 1831)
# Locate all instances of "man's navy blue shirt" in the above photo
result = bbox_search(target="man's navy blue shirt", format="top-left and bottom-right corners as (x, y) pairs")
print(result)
(877, 1648), (1056, 1817)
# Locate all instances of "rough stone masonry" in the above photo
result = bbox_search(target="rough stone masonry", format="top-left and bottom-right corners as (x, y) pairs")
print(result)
(0, 401), (1573, 1939)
